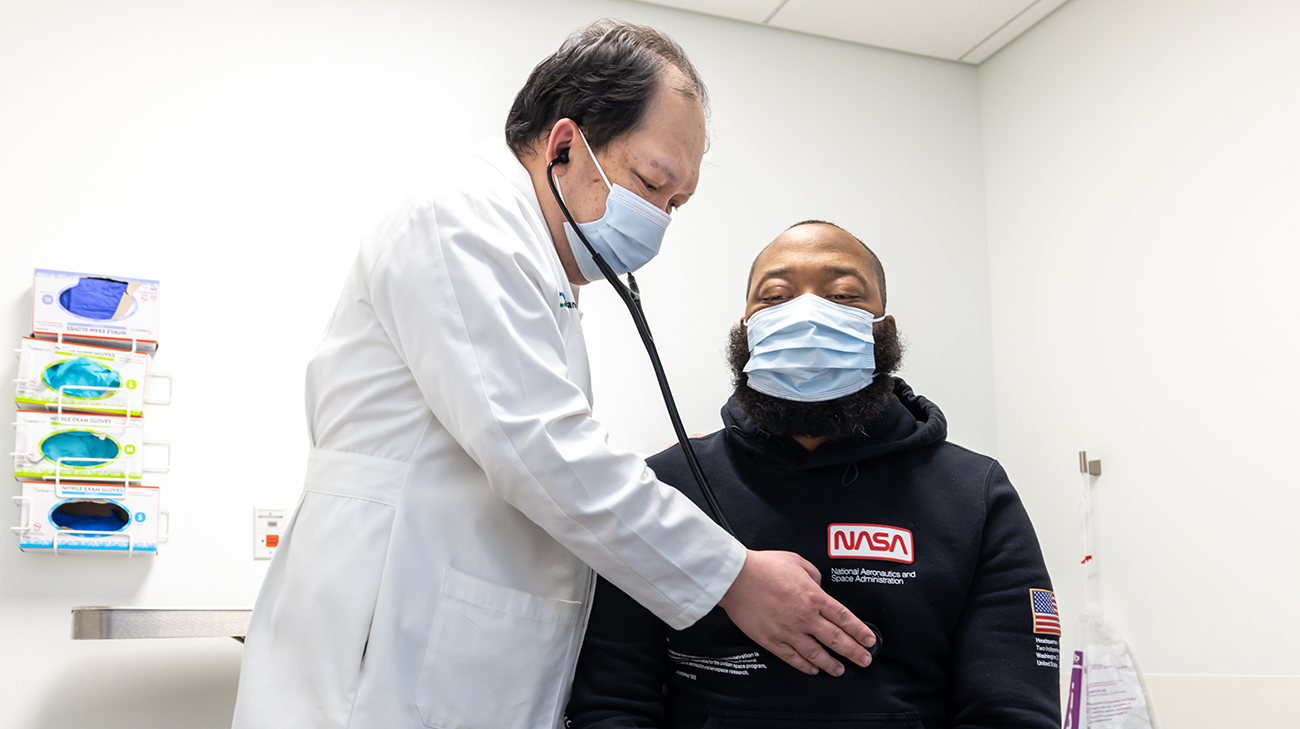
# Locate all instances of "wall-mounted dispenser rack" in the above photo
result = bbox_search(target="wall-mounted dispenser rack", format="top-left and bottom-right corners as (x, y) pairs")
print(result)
(11, 278), (172, 556)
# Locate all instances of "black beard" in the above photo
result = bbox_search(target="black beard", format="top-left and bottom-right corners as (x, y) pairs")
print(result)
(727, 317), (905, 441)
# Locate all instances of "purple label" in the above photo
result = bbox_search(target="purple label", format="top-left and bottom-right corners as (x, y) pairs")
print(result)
(1063, 650), (1083, 729)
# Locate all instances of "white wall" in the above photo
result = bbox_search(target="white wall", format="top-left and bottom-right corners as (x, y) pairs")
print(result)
(979, 0), (1300, 717)
(0, 1), (994, 725)
(582, 14), (996, 458)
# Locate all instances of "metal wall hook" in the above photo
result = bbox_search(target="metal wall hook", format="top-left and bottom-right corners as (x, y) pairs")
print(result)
(1079, 451), (1102, 476)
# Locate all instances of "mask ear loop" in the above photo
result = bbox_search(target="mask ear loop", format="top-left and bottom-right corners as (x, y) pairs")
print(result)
(575, 126), (613, 191)
(869, 314), (888, 384)
(547, 142), (735, 537)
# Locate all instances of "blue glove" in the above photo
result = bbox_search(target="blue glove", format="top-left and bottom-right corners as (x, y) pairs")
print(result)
(43, 357), (123, 399)
(51, 501), (130, 533)
(41, 430), (120, 468)
(59, 277), (129, 320)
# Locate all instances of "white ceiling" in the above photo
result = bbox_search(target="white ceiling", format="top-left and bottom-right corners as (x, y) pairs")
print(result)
(634, 0), (1073, 64)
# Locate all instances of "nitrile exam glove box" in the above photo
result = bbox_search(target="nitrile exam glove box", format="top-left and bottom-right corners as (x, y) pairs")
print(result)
(15, 337), (149, 417)
(32, 268), (160, 353)
(16, 481), (160, 554)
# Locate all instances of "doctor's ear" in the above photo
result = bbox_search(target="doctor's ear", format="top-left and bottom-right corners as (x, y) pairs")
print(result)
(545, 118), (580, 170)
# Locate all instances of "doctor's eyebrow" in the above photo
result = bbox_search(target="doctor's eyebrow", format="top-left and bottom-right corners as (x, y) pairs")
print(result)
(647, 157), (686, 185)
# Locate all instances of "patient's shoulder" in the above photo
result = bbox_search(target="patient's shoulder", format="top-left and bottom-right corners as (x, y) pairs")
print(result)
(644, 429), (727, 495)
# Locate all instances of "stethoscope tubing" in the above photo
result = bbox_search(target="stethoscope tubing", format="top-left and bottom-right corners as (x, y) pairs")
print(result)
(546, 158), (736, 537)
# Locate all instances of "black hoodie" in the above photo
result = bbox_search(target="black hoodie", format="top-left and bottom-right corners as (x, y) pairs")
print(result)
(566, 380), (1061, 729)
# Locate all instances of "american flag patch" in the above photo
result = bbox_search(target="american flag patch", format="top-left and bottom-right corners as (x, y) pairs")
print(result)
(1030, 589), (1061, 635)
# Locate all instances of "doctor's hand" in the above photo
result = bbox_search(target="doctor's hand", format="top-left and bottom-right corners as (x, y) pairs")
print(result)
(717, 549), (876, 676)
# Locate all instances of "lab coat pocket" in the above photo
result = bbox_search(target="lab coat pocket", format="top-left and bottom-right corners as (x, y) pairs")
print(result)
(417, 566), (584, 729)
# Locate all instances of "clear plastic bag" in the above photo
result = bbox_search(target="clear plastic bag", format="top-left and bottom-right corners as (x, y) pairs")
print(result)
(1064, 611), (1158, 729)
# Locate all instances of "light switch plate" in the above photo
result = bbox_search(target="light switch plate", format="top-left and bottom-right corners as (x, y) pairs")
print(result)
(254, 507), (286, 560)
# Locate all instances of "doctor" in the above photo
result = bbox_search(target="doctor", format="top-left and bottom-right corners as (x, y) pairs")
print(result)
(233, 20), (875, 729)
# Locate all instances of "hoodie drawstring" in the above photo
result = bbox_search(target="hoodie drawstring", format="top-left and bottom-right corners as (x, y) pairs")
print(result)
(841, 461), (860, 487)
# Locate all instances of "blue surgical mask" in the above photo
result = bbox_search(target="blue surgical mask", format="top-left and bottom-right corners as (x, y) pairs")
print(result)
(743, 293), (886, 402)
(555, 127), (671, 282)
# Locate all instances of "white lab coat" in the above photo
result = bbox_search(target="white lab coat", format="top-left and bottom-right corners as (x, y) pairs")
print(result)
(232, 139), (746, 729)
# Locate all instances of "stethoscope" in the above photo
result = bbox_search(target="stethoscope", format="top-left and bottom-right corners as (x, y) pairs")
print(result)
(547, 148), (736, 537)
(547, 153), (888, 659)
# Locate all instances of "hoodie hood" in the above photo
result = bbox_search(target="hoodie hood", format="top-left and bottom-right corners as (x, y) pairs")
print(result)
(721, 377), (947, 472)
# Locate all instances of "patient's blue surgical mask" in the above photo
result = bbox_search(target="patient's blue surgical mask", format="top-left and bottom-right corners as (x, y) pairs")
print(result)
(555, 128), (671, 282)
(743, 293), (886, 403)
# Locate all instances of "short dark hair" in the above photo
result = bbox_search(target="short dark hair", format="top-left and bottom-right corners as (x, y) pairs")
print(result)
(505, 19), (707, 157)
(746, 220), (888, 309)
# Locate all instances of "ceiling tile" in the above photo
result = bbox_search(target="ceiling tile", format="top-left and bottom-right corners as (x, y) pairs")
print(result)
(768, 0), (1038, 61)
(633, 0), (785, 25)
(958, 0), (1073, 63)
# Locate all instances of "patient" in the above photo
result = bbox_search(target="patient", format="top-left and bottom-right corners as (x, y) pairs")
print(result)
(565, 221), (1061, 729)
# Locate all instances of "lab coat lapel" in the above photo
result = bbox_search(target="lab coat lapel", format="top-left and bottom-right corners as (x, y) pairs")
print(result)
(473, 138), (592, 404)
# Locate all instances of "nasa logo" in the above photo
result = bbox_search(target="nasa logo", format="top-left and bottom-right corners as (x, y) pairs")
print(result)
(827, 523), (914, 563)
